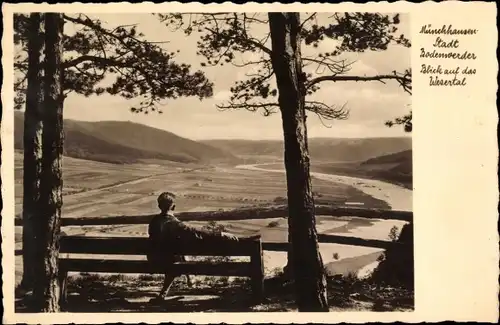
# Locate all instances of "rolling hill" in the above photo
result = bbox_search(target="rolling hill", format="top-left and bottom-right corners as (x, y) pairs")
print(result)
(362, 149), (412, 175)
(14, 110), (412, 169)
(14, 112), (239, 165)
(204, 137), (412, 163)
(311, 149), (413, 189)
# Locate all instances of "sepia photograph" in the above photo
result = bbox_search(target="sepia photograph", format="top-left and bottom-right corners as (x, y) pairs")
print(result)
(12, 11), (413, 313)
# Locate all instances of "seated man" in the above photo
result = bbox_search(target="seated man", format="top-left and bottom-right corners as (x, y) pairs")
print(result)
(147, 191), (240, 301)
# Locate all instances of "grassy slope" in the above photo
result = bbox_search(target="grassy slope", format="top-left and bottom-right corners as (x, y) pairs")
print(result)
(203, 137), (412, 163)
(14, 112), (239, 165)
(362, 149), (412, 174)
(312, 150), (413, 189)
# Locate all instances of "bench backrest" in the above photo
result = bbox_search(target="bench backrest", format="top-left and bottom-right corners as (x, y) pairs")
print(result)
(59, 235), (262, 257)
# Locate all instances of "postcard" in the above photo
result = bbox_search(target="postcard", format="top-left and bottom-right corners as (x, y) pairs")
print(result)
(2, 1), (498, 323)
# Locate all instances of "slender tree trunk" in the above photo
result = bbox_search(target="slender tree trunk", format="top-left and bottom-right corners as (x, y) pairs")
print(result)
(32, 13), (64, 312)
(268, 13), (329, 312)
(20, 12), (44, 291)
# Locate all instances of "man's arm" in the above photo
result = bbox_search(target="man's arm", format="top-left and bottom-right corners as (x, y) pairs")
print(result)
(171, 218), (238, 242)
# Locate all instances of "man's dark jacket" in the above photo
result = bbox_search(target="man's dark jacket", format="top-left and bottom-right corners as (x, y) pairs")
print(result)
(147, 213), (224, 269)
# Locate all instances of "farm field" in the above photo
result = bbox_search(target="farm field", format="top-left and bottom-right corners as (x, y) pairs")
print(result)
(14, 151), (390, 218)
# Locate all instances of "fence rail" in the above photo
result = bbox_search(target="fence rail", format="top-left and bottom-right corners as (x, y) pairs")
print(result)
(15, 234), (405, 257)
(14, 205), (413, 227)
(262, 234), (406, 252)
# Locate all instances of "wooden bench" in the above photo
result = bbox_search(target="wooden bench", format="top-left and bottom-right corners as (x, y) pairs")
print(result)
(58, 235), (264, 306)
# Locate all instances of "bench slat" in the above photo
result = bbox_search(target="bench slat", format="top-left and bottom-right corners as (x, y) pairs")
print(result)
(60, 259), (253, 276)
(60, 236), (261, 256)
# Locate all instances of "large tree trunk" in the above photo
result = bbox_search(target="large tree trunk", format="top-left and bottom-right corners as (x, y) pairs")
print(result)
(268, 13), (329, 312)
(32, 13), (64, 312)
(20, 12), (44, 291)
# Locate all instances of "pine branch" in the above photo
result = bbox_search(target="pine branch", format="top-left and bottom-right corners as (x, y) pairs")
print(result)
(300, 13), (317, 29)
(308, 72), (412, 94)
(303, 57), (354, 76)
(305, 101), (349, 121)
(63, 55), (127, 69)
(216, 101), (280, 117)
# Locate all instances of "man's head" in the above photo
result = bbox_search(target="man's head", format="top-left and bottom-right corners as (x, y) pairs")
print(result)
(157, 192), (176, 214)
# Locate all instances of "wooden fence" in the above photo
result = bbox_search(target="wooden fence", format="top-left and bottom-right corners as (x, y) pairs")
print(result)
(15, 205), (413, 255)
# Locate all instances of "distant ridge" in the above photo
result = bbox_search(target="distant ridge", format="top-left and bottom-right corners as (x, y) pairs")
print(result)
(14, 111), (412, 166)
(14, 112), (239, 165)
(203, 137), (412, 163)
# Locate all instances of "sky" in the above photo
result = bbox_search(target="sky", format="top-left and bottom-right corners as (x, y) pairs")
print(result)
(61, 12), (412, 140)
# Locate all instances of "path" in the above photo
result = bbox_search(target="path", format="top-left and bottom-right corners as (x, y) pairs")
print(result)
(65, 166), (212, 198)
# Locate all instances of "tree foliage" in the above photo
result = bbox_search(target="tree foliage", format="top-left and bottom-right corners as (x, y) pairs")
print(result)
(157, 12), (411, 124)
(14, 12), (216, 302)
(386, 110), (412, 132)
(14, 13), (214, 113)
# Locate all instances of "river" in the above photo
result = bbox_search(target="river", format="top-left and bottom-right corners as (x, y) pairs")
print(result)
(235, 163), (413, 278)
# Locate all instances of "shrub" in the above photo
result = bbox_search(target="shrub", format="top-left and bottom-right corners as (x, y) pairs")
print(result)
(138, 274), (164, 282)
(201, 221), (230, 264)
(267, 220), (280, 228)
(273, 196), (287, 204)
(203, 220), (226, 233)
(332, 252), (340, 260)
(372, 299), (387, 311)
(388, 226), (400, 241)
(108, 274), (126, 283)
(269, 267), (285, 278)
(343, 271), (359, 286)
(370, 223), (414, 290)
(312, 191), (323, 198)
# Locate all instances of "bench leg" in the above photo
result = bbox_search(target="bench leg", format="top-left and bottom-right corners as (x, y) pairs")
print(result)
(251, 275), (264, 303)
(250, 242), (265, 304)
(158, 273), (176, 298)
(185, 274), (192, 287)
(58, 269), (68, 308)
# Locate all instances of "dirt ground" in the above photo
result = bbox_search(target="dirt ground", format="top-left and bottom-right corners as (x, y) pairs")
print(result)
(15, 273), (414, 313)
